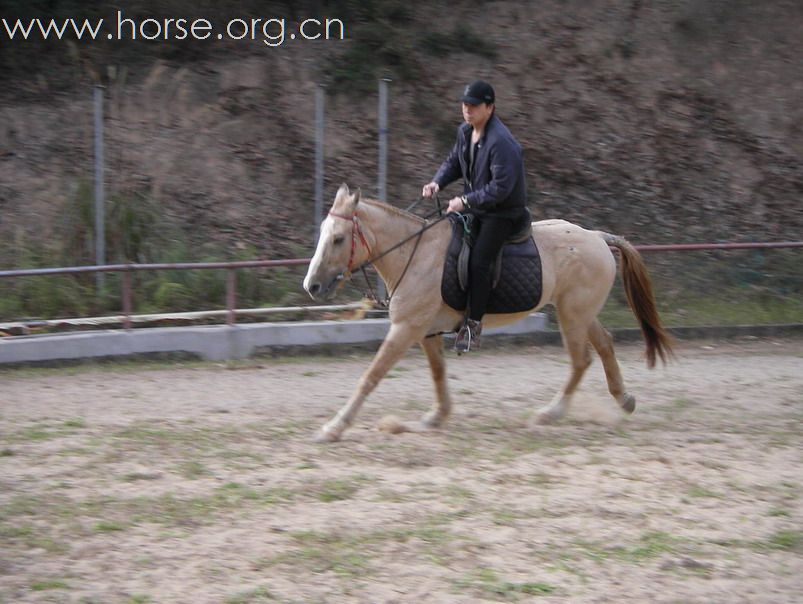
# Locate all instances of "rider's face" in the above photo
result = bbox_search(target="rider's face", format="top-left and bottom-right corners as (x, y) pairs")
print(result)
(462, 101), (494, 129)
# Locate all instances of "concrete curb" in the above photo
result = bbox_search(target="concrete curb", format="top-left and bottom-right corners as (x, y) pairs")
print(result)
(1, 317), (801, 366)
(0, 313), (550, 365)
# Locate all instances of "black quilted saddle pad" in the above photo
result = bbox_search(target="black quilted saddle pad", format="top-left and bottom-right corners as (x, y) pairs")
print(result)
(441, 215), (543, 314)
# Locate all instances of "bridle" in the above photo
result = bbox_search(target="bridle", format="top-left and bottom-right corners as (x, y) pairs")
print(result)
(328, 211), (372, 279)
(326, 204), (448, 306)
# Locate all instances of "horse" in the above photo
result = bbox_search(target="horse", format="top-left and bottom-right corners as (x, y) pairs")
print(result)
(303, 184), (673, 443)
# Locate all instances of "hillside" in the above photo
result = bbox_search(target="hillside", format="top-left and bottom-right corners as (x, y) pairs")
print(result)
(1, 0), (802, 271)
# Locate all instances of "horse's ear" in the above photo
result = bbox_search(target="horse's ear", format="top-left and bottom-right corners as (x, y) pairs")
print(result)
(333, 183), (359, 212)
(336, 183), (350, 201)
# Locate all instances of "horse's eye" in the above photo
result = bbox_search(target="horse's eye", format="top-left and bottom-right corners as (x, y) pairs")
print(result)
(333, 235), (345, 246)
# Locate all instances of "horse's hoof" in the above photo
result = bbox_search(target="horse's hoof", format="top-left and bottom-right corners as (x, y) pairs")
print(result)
(420, 411), (446, 429)
(314, 428), (341, 443)
(620, 393), (636, 414)
(530, 409), (560, 427)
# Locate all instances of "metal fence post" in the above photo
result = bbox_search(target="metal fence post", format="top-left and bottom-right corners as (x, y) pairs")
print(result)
(314, 84), (325, 244)
(226, 269), (237, 326)
(122, 268), (132, 330)
(376, 78), (391, 301)
(94, 85), (106, 294)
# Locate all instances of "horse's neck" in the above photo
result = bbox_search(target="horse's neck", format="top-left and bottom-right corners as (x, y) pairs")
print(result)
(357, 202), (426, 290)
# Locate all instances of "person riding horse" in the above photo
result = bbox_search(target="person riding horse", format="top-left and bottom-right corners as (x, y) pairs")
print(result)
(304, 184), (673, 442)
(422, 80), (531, 353)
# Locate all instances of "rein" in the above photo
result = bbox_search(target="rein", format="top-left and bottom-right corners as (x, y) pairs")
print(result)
(405, 193), (444, 217)
(328, 202), (448, 306)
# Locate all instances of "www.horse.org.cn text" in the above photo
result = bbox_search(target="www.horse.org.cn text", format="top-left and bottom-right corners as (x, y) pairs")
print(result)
(1, 12), (347, 47)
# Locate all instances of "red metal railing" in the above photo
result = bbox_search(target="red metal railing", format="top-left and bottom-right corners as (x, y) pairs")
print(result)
(0, 259), (310, 330)
(0, 242), (801, 331)
(633, 242), (803, 252)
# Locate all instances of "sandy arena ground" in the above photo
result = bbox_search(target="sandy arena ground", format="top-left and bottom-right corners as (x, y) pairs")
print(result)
(1, 337), (801, 603)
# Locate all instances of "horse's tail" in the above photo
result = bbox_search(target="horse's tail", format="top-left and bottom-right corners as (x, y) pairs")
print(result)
(601, 232), (675, 368)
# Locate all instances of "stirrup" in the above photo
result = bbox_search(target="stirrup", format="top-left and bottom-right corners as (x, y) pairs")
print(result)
(454, 319), (482, 355)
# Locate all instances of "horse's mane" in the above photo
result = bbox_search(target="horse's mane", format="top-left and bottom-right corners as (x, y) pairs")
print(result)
(359, 197), (427, 224)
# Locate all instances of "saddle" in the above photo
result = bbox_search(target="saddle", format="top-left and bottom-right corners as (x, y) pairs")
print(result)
(441, 212), (543, 314)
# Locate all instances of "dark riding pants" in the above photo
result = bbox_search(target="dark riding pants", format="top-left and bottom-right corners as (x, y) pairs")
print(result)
(468, 213), (524, 321)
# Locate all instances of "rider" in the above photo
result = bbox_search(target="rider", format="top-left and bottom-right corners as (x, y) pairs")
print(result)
(422, 80), (530, 353)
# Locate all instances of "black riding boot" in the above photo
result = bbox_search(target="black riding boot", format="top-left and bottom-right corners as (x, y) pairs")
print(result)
(454, 318), (482, 354)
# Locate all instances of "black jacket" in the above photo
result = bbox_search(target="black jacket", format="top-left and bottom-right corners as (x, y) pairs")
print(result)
(432, 113), (527, 217)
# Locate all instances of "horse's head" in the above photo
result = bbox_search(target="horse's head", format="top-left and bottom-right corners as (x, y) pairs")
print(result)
(303, 183), (367, 301)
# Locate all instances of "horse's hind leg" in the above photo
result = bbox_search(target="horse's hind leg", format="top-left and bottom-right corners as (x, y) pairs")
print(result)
(532, 313), (593, 426)
(588, 319), (635, 414)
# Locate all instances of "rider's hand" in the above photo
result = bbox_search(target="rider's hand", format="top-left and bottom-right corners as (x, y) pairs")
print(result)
(447, 196), (466, 214)
(422, 182), (440, 198)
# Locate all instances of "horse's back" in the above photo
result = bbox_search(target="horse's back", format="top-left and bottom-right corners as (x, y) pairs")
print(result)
(531, 219), (617, 307)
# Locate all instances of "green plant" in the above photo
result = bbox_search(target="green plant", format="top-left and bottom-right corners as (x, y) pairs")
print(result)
(264, 532), (372, 579)
(225, 586), (274, 603)
(768, 530), (802, 552)
(107, 191), (160, 263)
(31, 579), (70, 591)
(93, 521), (129, 532)
(315, 477), (367, 502)
(153, 281), (194, 311)
(178, 460), (209, 479)
(455, 568), (555, 599)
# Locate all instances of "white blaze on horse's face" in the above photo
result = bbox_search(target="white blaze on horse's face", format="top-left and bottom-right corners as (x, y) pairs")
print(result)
(303, 216), (345, 300)
(303, 185), (360, 301)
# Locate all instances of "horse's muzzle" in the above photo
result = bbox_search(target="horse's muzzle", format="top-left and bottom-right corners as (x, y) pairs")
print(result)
(304, 274), (341, 301)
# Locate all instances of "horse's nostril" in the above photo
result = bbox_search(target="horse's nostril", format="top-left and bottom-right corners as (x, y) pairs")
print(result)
(309, 283), (321, 296)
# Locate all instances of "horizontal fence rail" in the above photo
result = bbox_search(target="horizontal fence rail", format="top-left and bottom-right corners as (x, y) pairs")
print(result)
(0, 258), (311, 278)
(0, 259), (313, 330)
(630, 242), (803, 252)
(0, 242), (801, 332)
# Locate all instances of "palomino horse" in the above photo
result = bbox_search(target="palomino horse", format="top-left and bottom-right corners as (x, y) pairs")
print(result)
(304, 184), (673, 442)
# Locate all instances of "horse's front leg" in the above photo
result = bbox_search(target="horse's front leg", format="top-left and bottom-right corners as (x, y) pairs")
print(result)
(418, 334), (452, 428)
(315, 323), (419, 443)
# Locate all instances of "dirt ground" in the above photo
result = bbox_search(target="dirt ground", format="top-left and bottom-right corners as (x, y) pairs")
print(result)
(1, 337), (801, 604)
